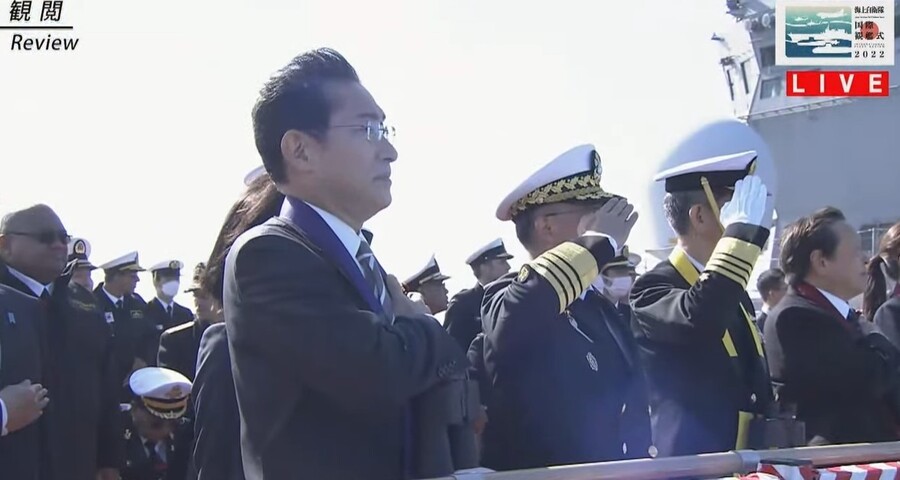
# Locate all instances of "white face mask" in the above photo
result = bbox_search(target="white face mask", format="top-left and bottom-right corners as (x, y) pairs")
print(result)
(160, 280), (180, 298)
(600, 276), (633, 299)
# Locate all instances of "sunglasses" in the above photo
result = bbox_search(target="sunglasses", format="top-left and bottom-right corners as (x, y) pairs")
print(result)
(6, 230), (71, 245)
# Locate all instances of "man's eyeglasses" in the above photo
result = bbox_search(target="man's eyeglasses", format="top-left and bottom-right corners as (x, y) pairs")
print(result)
(4, 230), (71, 245)
(330, 120), (396, 142)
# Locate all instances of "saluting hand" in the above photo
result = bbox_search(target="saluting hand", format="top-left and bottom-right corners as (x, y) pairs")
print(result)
(386, 275), (432, 317)
(577, 197), (639, 251)
(719, 175), (769, 229)
(0, 379), (49, 434)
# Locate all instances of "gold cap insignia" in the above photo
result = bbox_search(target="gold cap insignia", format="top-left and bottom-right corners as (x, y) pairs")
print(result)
(166, 385), (184, 399)
(74, 240), (86, 255)
(169, 260), (181, 270)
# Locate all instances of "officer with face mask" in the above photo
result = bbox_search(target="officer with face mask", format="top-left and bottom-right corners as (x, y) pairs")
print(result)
(594, 253), (641, 321)
(145, 260), (195, 340)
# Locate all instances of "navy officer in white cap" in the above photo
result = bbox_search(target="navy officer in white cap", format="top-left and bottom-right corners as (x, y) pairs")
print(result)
(479, 144), (646, 470)
(630, 146), (775, 456)
(144, 260), (194, 335)
(122, 367), (192, 480)
(67, 237), (97, 291)
(403, 255), (452, 314)
(95, 252), (158, 401)
(443, 238), (513, 350)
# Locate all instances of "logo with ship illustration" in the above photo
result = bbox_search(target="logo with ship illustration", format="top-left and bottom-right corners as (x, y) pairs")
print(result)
(776, 0), (894, 66)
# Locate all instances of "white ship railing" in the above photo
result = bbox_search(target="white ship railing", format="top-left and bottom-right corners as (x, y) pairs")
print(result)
(436, 442), (900, 480)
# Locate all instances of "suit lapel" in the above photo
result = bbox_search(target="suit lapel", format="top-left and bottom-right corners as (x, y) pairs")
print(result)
(279, 198), (383, 315)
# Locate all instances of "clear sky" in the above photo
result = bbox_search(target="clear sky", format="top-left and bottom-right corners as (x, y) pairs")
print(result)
(0, 0), (738, 307)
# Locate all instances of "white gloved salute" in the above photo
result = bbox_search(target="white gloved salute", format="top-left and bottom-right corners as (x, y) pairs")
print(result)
(719, 175), (769, 229)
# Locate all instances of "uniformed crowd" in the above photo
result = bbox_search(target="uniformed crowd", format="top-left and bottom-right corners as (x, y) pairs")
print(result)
(3, 47), (900, 480)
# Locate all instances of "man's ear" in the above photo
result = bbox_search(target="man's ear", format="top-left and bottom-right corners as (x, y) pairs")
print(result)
(688, 203), (706, 230)
(532, 213), (553, 246)
(280, 130), (314, 171)
(809, 249), (827, 275)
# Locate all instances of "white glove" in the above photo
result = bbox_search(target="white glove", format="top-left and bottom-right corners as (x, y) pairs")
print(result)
(719, 175), (769, 229)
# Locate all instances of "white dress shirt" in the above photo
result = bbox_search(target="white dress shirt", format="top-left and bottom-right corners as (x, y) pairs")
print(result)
(305, 202), (368, 274)
(816, 287), (852, 319)
(6, 267), (53, 298)
(102, 286), (123, 307)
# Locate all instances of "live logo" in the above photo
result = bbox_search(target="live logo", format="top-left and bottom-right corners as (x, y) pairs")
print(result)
(786, 71), (890, 97)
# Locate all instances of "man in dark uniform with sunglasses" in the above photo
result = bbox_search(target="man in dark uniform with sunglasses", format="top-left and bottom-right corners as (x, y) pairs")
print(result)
(0, 204), (124, 480)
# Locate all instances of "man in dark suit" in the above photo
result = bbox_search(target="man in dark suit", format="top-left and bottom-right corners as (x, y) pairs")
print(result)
(755, 268), (787, 334)
(630, 149), (774, 457)
(479, 144), (647, 470)
(225, 48), (472, 480)
(145, 260), (194, 338)
(191, 322), (243, 480)
(443, 239), (513, 351)
(0, 204), (123, 480)
(764, 207), (900, 444)
(0, 283), (49, 480)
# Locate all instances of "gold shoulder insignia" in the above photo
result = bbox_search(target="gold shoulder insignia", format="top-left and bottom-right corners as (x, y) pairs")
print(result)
(517, 266), (530, 283)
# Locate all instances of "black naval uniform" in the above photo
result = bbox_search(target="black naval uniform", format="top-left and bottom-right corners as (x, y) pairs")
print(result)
(158, 319), (209, 381)
(480, 236), (649, 470)
(121, 409), (189, 480)
(145, 298), (194, 342)
(629, 223), (773, 457)
(444, 284), (485, 351)
(94, 283), (158, 399)
(0, 266), (124, 480)
(0, 283), (43, 480)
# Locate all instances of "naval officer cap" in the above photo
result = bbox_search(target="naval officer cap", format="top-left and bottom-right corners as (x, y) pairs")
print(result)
(148, 259), (184, 277)
(244, 165), (267, 186)
(67, 237), (97, 270)
(466, 238), (514, 266)
(654, 150), (758, 193)
(129, 367), (192, 420)
(403, 255), (451, 292)
(496, 144), (615, 221)
(185, 262), (206, 293)
(601, 252), (642, 273)
(98, 251), (145, 273)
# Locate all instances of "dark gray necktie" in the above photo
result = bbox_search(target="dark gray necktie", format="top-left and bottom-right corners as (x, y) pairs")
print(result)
(356, 239), (394, 322)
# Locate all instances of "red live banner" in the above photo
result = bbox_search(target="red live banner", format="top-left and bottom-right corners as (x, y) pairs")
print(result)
(786, 70), (890, 97)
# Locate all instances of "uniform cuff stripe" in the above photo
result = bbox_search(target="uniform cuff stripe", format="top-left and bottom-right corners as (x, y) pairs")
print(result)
(528, 262), (568, 313)
(552, 242), (600, 293)
(714, 237), (761, 267)
(544, 250), (582, 295)
(532, 257), (577, 305)
(709, 255), (752, 279)
(707, 263), (747, 288)
(720, 251), (754, 272)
